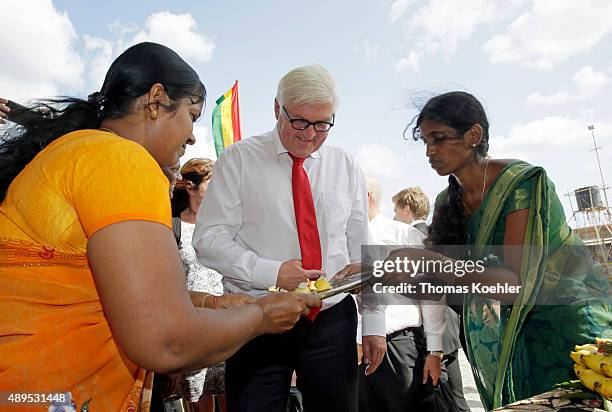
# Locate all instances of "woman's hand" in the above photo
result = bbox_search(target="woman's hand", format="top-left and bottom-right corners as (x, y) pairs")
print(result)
(217, 292), (256, 309)
(333, 263), (362, 280)
(378, 247), (438, 287)
(190, 292), (256, 309)
(376, 247), (449, 301)
(255, 292), (320, 334)
(382, 247), (427, 279)
(330, 263), (364, 294)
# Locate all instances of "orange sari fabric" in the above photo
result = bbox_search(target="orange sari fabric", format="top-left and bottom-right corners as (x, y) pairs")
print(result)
(0, 130), (171, 411)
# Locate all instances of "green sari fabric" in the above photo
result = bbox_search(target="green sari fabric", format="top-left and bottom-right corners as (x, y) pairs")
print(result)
(438, 161), (611, 409)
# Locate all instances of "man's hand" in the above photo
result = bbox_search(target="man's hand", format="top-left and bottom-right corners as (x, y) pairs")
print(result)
(277, 259), (324, 291)
(361, 335), (386, 375)
(422, 354), (442, 386)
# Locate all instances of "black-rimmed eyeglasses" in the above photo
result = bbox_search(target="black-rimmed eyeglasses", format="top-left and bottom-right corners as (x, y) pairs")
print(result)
(282, 106), (335, 132)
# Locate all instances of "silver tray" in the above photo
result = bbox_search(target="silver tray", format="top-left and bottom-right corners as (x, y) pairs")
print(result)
(317, 271), (373, 300)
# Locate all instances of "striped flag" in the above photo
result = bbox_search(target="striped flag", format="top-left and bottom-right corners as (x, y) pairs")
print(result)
(212, 80), (242, 157)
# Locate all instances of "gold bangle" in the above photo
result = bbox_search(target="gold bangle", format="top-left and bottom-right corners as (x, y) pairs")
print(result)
(201, 293), (212, 308)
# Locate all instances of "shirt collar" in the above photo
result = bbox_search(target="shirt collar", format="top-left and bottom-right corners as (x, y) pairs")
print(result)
(273, 126), (321, 159)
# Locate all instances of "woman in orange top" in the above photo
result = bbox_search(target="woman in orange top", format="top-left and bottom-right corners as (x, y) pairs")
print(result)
(0, 42), (318, 412)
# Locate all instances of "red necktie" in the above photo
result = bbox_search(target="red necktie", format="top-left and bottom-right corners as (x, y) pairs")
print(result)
(289, 154), (322, 321)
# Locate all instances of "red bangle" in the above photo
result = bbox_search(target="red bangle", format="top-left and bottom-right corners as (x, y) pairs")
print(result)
(213, 295), (219, 309)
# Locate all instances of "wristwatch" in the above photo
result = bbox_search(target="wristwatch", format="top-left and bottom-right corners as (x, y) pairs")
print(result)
(428, 351), (444, 359)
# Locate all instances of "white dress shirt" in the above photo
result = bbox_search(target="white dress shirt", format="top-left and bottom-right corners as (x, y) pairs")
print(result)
(193, 128), (385, 337)
(356, 213), (445, 350)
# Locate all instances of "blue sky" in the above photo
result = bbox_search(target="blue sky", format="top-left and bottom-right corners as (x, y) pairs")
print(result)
(2, 0), (612, 223)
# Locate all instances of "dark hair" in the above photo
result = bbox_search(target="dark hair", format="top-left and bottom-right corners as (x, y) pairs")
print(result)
(0, 42), (206, 202)
(171, 158), (215, 217)
(410, 91), (490, 251)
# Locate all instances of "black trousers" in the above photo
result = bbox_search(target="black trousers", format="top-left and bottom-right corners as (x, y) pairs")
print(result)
(226, 296), (358, 412)
(444, 351), (471, 412)
(358, 327), (451, 412)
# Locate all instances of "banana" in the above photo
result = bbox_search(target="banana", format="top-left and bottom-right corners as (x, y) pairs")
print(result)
(574, 364), (612, 400)
(314, 277), (331, 292)
(581, 352), (612, 378)
(571, 350), (592, 366)
(575, 343), (598, 352)
(295, 279), (333, 293)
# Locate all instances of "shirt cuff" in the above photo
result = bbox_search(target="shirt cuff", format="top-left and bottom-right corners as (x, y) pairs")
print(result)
(252, 257), (283, 290)
(361, 311), (386, 337)
(425, 333), (444, 352)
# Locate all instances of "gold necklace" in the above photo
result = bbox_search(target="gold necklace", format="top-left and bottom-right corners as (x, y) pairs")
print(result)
(462, 158), (489, 215)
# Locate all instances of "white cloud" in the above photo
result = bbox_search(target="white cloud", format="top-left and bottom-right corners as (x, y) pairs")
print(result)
(484, 0), (612, 70)
(492, 116), (592, 158)
(86, 12), (215, 89)
(491, 116), (612, 215)
(573, 66), (609, 96)
(389, 0), (414, 23)
(0, 0), (84, 100)
(355, 41), (382, 62)
(83, 35), (114, 89)
(393, 0), (525, 72)
(184, 124), (217, 161)
(491, 117), (612, 176)
(357, 142), (405, 178)
(527, 65), (609, 106)
(409, 0), (499, 55)
(108, 19), (139, 39)
(0, 7), (215, 102)
(396, 51), (421, 71)
(132, 11), (215, 64)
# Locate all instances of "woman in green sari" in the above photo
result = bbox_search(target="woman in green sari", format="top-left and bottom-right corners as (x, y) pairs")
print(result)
(397, 91), (610, 409)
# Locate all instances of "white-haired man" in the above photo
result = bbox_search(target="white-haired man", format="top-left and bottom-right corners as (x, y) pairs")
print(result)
(193, 65), (386, 412)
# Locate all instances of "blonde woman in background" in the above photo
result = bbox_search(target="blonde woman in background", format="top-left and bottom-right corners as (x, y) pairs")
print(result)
(392, 186), (430, 236)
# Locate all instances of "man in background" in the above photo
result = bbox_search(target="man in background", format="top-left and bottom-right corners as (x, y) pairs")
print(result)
(359, 176), (447, 412)
(393, 186), (471, 412)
